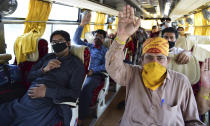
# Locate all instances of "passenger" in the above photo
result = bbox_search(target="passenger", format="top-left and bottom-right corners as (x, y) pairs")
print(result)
(150, 25), (160, 38)
(106, 5), (204, 125)
(73, 12), (108, 124)
(196, 58), (210, 114)
(177, 26), (185, 36)
(0, 30), (85, 126)
(162, 27), (191, 64)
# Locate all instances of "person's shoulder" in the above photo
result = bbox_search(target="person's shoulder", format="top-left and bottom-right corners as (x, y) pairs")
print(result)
(168, 69), (191, 87)
(101, 45), (108, 52)
(70, 54), (84, 67)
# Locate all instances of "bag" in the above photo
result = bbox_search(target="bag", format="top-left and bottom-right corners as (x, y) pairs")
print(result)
(0, 64), (26, 103)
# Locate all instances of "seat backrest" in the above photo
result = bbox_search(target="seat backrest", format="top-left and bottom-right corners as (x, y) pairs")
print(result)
(70, 45), (90, 74)
(17, 38), (48, 88)
(168, 53), (200, 84)
(0, 54), (12, 64)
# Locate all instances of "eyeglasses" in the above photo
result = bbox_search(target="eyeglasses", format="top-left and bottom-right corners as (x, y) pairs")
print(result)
(144, 55), (167, 63)
(50, 40), (66, 45)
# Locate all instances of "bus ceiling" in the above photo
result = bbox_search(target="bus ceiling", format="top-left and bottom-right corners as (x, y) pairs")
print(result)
(51, 0), (209, 21)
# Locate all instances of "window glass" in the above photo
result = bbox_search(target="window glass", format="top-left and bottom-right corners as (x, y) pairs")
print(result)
(41, 24), (53, 53)
(5, 0), (29, 18)
(49, 4), (78, 21)
(4, 24), (25, 63)
(52, 24), (78, 45)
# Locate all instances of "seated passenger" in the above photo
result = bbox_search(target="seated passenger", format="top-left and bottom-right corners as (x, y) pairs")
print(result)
(105, 5), (204, 125)
(162, 27), (191, 64)
(73, 12), (108, 124)
(0, 30), (85, 126)
(196, 58), (210, 114)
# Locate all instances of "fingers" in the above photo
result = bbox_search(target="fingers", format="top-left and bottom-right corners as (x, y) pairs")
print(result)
(134, 18), (141, 30)
(123, 6), (127, 18)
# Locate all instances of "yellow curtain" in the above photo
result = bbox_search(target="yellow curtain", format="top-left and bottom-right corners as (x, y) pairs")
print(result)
(204, 8), (210, 36)
(81, 24), (90, 39)
(14, 0), (51, 64)
(108, 22), (112, 29)
(194, 11), (209, 36)
(115, 17), (119, 30)
(94, 12), (106, 30)
(185, 18), (189, 32)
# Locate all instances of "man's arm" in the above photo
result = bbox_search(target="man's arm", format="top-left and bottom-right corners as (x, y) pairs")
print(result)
(180, 76), (205, 125)
(73, 12), (91, 47)
(45, 64), (85, 103)
(173, 47), (191, 64)
(27, 55), (48, 82)
(106, 5), (141, 86)
(196, 58), (210, 115)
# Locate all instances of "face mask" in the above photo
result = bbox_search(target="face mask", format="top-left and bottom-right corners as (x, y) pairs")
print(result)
(52, 42), (67, 53)
(93, 38), (103, 48)
(142, 62), (167, 90)
(168, 41), (175, 49)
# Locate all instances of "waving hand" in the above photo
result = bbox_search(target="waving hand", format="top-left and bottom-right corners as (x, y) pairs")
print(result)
(117, 5), (141, 42)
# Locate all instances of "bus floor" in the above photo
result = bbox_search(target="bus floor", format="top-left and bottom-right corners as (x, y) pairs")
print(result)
(94, 86), (126, 126)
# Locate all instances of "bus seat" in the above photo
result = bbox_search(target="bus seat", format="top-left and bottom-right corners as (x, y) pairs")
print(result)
(175, 36), (195, 51)
(0, 54), (26, 103)
(16, 38), (48, 89)
(59, 45), (90, 126)
(0, 54), (12, 64)
(168, 53), (200, 84)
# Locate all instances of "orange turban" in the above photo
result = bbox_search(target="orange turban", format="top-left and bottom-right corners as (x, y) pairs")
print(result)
(142, 37), (169, 56)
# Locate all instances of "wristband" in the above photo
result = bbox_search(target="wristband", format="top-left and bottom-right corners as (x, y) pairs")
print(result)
(115, 36), (126, 45)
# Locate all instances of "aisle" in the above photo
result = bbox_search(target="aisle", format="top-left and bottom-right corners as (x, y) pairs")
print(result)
(94, 87), (126, 126)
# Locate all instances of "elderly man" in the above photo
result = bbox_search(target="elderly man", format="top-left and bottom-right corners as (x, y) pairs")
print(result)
(105, 5), (204, 125)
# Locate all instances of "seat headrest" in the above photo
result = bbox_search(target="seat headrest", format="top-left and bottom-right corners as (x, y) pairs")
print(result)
(70, 45), (88, 64)
(168, 53), (200, 84)
(0, 54), (12, 64)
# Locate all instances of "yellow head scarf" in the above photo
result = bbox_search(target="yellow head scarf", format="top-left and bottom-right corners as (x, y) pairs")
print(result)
(142, 37), (169, 56)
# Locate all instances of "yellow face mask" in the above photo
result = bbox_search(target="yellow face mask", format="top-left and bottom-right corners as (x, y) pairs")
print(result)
(142, 62), (167, 91)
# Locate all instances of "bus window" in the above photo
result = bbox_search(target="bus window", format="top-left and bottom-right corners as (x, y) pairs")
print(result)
(4, 24), (24, 63)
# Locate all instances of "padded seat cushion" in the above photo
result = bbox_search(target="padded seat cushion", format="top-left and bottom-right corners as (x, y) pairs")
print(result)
(168, 53), (200, 85)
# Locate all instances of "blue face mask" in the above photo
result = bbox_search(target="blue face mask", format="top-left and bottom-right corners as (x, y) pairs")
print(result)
(168, 41), (175, 49)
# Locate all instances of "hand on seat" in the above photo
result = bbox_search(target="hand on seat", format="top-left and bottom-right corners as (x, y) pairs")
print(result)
(28, 84), (46, 98)
(175, 51), (191, 64)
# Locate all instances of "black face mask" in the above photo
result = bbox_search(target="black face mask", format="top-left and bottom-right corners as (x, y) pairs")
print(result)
(168, 41), (175, 49)
(52, 42), (67, 53)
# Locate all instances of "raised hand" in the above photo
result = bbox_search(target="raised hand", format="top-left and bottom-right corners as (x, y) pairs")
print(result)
(80, 11), (91, 26)
(201, 58), (210, 89)
(117, 5), (141, 42)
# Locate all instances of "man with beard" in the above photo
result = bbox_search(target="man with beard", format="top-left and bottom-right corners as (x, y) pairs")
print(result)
(0, 30), (85, 126)
(73, 12), (108, 125)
